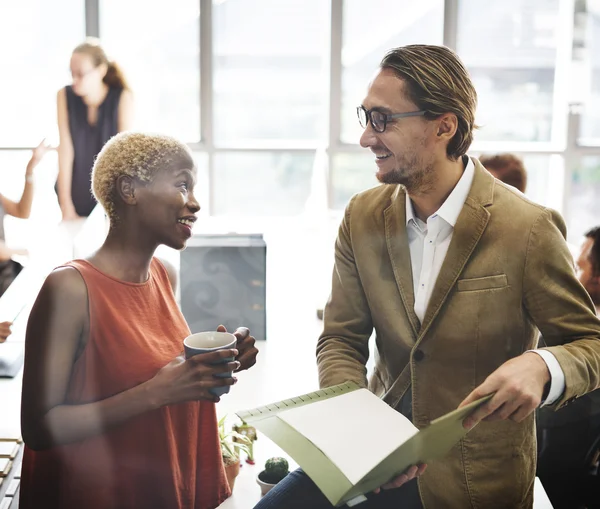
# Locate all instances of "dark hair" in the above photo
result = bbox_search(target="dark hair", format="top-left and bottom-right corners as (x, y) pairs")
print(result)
(73, 38), (130, 90)
(585, 226), (600, 277)
(479, 153), (527, 193)
(380, 45), (478, 161)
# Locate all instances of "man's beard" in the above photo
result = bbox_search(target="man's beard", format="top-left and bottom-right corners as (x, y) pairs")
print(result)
(377, 154), (435, 193)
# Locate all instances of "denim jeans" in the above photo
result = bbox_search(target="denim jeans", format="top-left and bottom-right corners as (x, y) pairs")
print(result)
(253, 468), (423, 509)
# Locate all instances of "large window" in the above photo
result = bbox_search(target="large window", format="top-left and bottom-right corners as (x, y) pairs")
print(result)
(100, 0), (200, 142)
(1, 0), (599, 232)
(0, 0), (85, 147)
(330, 153), (379, 210)
(568, 157), (600, 243)
(340, 0), (444, 144)
(579, 3), (600, 143)
(457, 0), (560, 143)
(213, 0), (328, 144)
(192, 152), (210, 216)
(213, 152), (314, 216)
(520, 154), (564, 210)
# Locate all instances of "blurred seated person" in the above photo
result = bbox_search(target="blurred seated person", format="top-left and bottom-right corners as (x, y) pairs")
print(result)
(19, 132), (258, 509)
(537, 226), (600, 508)
(0, 139), (54, 343)
(479, 153), (527, 193)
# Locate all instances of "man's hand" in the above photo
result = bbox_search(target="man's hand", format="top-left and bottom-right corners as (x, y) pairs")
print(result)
(0, 321), (12, 343)
(373, 464), (427, 494)
(216, 325), (258, 371)
(459, 352), (550, 430)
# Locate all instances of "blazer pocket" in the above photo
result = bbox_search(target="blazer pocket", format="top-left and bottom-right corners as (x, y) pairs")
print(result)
(457, 274), (508, 292)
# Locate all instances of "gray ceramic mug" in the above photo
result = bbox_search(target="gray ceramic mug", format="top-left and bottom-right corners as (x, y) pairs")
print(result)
(183, 331), (237, 397)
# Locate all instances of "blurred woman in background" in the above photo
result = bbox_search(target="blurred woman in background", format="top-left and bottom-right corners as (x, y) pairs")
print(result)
(57, 38), (134, 221)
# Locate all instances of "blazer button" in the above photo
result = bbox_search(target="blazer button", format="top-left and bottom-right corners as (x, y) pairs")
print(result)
(413, 349), (425, 362)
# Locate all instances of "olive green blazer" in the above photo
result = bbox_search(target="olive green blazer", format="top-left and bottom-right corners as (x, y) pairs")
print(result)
(317, 158), (600, 508)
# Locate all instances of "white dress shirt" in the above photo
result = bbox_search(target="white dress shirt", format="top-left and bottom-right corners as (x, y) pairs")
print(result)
(405, 157), (564, 405)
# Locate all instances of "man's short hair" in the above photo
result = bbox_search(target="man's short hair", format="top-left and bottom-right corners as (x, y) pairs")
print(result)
(380, 45), (478, 161)
(585, 226), (600, 278)
(479, 153), (527, 193)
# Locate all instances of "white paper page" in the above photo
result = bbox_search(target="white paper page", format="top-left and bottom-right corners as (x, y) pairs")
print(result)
(278, 388), (418, 485)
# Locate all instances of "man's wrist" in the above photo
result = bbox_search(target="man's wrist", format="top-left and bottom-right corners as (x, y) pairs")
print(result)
(525, 351), (552, 385)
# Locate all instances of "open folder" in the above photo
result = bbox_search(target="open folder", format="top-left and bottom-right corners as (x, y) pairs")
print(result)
(237, 382), (492, 507)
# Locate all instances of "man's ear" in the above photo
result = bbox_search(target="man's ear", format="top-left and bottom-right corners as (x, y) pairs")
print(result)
(116, 175), (137, 206)
(436, 113), (458, 140)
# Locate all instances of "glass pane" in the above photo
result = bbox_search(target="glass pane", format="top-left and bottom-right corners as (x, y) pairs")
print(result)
(568, 157), (600, 243)
(331, 153), (382, 209)
(341, 0), (444, 144)
(213, 0), (327, 143)
(100, 0), (200, 142)
(579, 4), (600, 142)
(457, 0), (559, 142)
(191, 152), (210, 217)
(0, 0), (85, 147)
(521, 154), (563, 208)
(213, 152), (314, 215)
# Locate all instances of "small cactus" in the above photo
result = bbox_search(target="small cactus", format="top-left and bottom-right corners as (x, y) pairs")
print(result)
(259, 457), (290, 484)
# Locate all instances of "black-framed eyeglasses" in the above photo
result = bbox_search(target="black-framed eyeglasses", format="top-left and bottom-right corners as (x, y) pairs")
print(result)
(357, 105), (426, 133)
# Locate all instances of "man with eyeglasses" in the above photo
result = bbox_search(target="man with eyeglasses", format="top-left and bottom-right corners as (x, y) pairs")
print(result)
(255, 45), (600, 509)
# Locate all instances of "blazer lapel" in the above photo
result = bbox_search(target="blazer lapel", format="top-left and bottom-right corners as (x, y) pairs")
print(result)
(419, 160), (495, 338)
(384, 187), (421, 338)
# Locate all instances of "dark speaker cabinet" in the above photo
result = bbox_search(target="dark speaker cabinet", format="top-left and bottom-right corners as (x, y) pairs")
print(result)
(180, 234), (267, 340)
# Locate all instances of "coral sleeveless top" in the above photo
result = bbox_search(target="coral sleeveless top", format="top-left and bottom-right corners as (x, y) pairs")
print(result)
(20, 258), (230, 509)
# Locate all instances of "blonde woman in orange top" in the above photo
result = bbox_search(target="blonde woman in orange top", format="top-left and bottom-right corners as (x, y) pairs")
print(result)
(20, 132), (258, 509)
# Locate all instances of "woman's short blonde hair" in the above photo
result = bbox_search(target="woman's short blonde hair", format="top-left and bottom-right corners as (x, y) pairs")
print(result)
(380, 45), (478, 160)
(92, 132), (194, 222)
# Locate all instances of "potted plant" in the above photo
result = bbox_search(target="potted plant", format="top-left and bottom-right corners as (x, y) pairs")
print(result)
(218, 415), (251, 492)
(256, 456), (290, 496)
(232, 420), (258, 464)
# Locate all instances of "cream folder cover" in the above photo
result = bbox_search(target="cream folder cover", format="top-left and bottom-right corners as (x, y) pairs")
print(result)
(237, 382), (491, 506)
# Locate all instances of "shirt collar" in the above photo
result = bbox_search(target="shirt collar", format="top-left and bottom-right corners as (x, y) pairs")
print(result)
(405, 156), (475, 227)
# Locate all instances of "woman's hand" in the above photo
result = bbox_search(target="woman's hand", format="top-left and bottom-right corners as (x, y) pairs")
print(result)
(30, 138), (56, 167)
(149, 349), (240, 405)
(216, 325), (258, 371)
